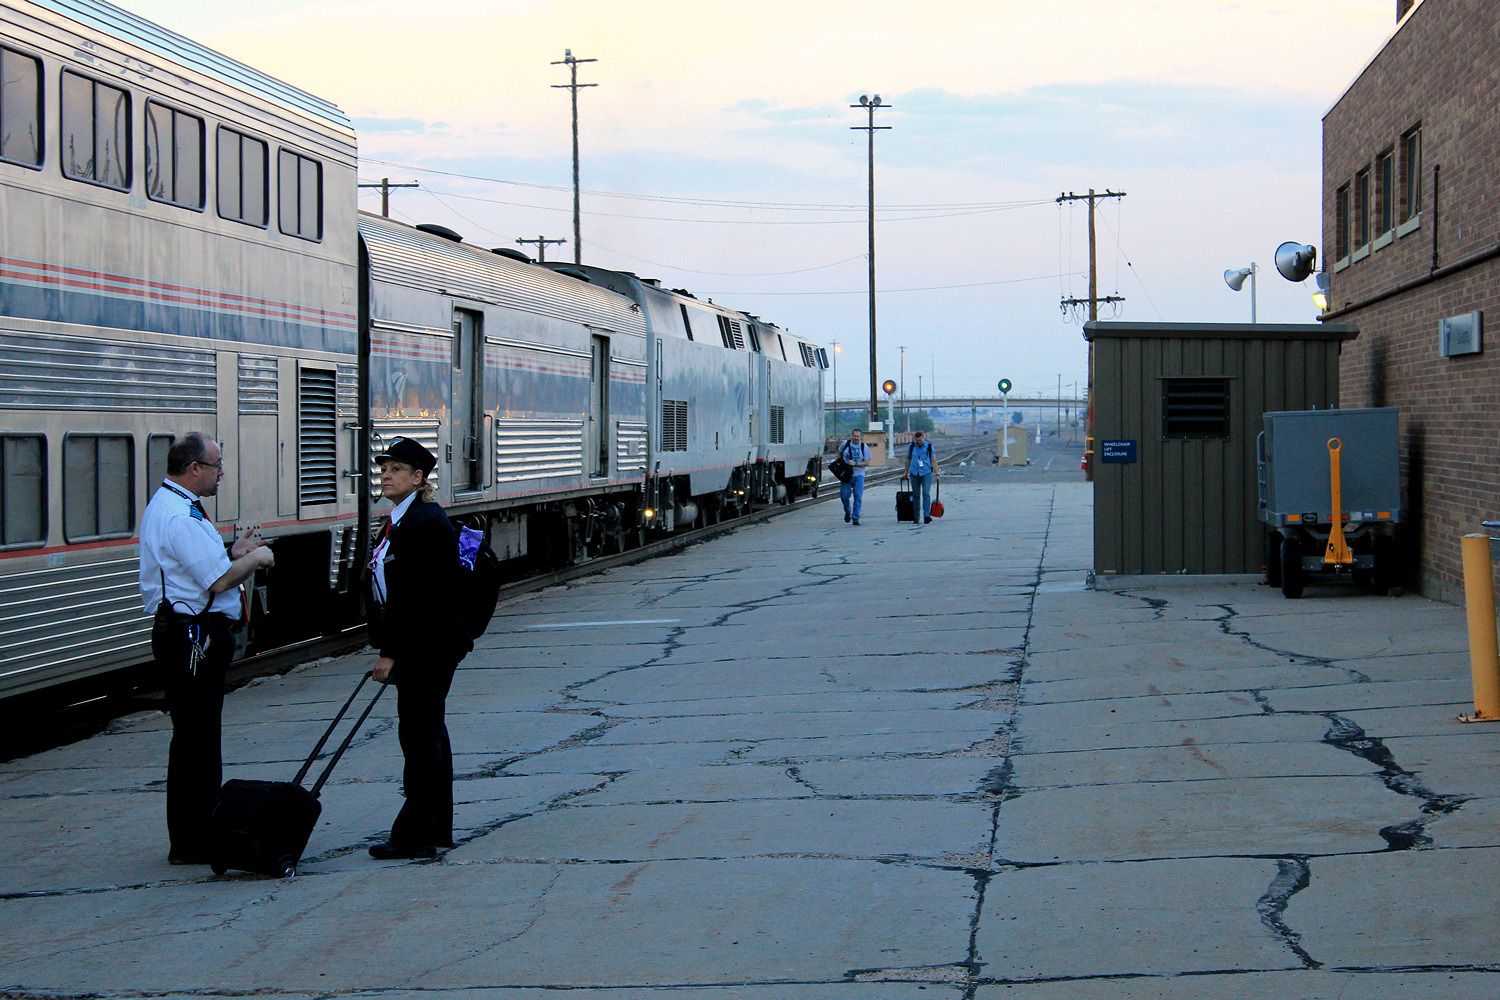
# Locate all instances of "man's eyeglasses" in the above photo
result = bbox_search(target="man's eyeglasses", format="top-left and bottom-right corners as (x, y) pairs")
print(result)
(194, 459), (225, 470)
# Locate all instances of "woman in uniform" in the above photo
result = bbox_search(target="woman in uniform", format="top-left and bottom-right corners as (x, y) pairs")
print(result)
(366, 437), (473, 859)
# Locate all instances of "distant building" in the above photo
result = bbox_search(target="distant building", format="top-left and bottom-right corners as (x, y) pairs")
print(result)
(1322, 0), (1500, 603)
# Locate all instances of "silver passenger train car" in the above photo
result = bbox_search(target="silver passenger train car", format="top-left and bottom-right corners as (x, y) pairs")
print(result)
(0, 0), (827, 702)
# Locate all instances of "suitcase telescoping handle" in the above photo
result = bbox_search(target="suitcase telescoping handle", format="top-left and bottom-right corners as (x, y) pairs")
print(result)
(292, 671), (371, 786)
(291, 671), (389, 797)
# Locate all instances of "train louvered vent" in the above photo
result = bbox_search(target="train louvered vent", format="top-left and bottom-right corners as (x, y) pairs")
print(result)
(661, 399), (688, 451)
(770, 405), (786, 444)
(238, 355), (278, 413)
(716, 316), (745, 350)
(298, 368), (339, 505)
(799, 343), (817, 367)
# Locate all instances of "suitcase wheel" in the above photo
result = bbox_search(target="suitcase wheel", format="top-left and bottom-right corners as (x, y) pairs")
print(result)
(277, 857), (297, 878)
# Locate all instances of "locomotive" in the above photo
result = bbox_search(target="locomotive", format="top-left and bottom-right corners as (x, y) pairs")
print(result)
(0, 0), (828, 701)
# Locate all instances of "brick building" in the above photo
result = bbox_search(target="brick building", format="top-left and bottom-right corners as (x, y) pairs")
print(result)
(1322, 0), (1500, 603)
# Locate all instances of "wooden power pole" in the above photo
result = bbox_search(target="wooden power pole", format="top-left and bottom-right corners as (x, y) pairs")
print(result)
(1057, 188), (1125, 481)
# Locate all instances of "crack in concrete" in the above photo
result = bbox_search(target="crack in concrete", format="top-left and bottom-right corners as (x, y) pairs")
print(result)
(1215, 604), (1374, 684)
(1256, 856), (1320, 968)
(1318, 713), (1470, 850)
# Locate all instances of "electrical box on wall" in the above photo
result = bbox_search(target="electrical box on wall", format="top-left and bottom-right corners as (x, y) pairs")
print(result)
(1439, 310), (1483, 357)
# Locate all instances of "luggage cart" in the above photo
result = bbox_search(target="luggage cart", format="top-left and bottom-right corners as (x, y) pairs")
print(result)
(1257, 408), (1402, 598)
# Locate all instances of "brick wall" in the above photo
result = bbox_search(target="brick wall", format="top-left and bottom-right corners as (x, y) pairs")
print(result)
(1323, 0), (1500, 602)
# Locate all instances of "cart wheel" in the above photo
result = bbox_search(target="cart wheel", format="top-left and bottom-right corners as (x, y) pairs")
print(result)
(276, 856), (297, 878)
(1280, 533), (1304, 599)
(1265, 532), (1283, 588)
(1372, 532), (1399, 595)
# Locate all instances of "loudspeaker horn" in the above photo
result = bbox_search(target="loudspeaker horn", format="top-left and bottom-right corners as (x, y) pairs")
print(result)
(1274, 242), (1317, 282)
(1224, 267), (1252, 291)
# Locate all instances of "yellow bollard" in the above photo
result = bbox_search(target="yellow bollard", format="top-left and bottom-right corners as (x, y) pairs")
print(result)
(1459, 533), (1500, 722)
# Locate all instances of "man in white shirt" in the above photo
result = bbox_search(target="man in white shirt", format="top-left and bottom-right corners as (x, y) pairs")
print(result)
(138, 432), (273, 865)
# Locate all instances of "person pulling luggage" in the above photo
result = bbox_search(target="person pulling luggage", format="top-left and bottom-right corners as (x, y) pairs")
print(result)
(365, 438), (473, 860)
(906, 431), (939, 525)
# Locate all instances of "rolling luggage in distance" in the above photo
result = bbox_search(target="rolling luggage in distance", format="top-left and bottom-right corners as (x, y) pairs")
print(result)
(206, 672), (387, 877)
(896, 477), (916, 522)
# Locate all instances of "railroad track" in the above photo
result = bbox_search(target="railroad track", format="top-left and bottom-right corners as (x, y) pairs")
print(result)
(1, 446), (976, 760)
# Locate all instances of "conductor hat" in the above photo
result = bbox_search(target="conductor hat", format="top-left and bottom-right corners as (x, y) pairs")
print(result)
(374, 437), (437, 475)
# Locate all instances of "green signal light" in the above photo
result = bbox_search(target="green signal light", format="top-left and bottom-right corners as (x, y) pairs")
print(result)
(998, 379), (1012, 394)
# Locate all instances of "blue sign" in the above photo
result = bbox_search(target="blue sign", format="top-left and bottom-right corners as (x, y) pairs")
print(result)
(1101, 440), (1137, 463)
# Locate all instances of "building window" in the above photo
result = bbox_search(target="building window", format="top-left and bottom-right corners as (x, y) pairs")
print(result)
(145, 101), (204, 209)
(217, 126), (268, 227)
(1375, 148), (1394, 240)
(63, 434), (133, 541)
(61, 70), (130, 190)
(1162, 378), (1230, 440)
(1353, 167), (1370, 251)
(0, 435), (46, 547)
(1334, 183), (1351, 262)
(0, 45), (43, 168)
(1400, 124), (1422, 225)
(277, 148), (322, 241)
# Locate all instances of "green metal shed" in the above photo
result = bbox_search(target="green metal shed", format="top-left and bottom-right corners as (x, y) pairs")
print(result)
(1085, 320), (1360, 580)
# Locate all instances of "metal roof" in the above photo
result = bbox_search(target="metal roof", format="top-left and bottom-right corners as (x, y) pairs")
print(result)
(26, 0), (351, 133)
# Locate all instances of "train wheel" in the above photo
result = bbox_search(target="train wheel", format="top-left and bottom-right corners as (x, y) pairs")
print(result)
(1265, 532), (1283, 588)
(1280, 533), (1304, 599)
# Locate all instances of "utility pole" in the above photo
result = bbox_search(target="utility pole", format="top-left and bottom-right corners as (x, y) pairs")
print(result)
(551, 49), (597, 265)
(851, 94), (890, 424)
(899, 345), (905, 432)
(516, 235), (567, 263)
(358, 177), (419, 217)
(1057, 187), (1125, 481)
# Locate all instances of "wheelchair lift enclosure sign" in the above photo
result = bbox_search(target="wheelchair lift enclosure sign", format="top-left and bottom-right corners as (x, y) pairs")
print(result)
(1102, 440), (1137, 463)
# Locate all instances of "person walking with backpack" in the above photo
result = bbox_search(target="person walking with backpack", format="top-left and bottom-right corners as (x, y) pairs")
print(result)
(906, 430), (939, 525)
(837, 428), (872, 525)
(365, 437), (473, 859)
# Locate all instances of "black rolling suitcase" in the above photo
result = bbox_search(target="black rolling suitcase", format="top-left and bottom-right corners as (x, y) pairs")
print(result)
(206, 672), (387, 877)
(895, 477), (916, 522)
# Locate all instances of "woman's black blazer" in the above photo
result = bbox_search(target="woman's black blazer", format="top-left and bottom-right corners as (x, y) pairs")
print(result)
(367, 498), (474, 673)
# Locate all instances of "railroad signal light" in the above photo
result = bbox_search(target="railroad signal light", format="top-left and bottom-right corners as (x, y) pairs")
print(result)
(882, 379), (897, 395)
(998, 378), (1012, 394)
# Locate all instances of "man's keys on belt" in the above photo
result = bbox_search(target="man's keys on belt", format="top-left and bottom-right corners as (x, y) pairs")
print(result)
(187, 622), (211, 675)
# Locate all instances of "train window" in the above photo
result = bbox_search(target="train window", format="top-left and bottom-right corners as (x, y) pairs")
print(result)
(0, 435), (46, 547)
(63, 435), (134, 541)
(60, 70), (131, 190)
(277, 148), (322, 241)
(748, 325), (763, 353)
(217, 126), (268, 227)
(678, 304), (695, 341)
(145, 101), (204, 210)
(0, 46), (43, 168)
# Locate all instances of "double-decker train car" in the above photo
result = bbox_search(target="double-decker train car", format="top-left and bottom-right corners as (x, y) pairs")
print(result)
(0, 0), (361, 696)
(0, 0), (828, 703)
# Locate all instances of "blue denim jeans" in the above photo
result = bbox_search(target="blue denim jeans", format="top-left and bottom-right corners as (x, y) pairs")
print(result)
(908, 472), (933, 520)
(840, 476), (865, 520)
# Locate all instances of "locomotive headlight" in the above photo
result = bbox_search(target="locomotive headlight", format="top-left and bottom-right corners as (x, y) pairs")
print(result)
(643, 507), (656, 520)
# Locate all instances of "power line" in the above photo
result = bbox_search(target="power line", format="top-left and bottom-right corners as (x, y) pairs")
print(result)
(357, 156), (1048, 214)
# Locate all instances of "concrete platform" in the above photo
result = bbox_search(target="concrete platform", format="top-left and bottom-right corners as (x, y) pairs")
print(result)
(2, 473), (1498, 997)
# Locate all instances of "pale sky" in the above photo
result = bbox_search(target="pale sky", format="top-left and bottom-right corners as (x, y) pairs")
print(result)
(123, 0), (1400, 403)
